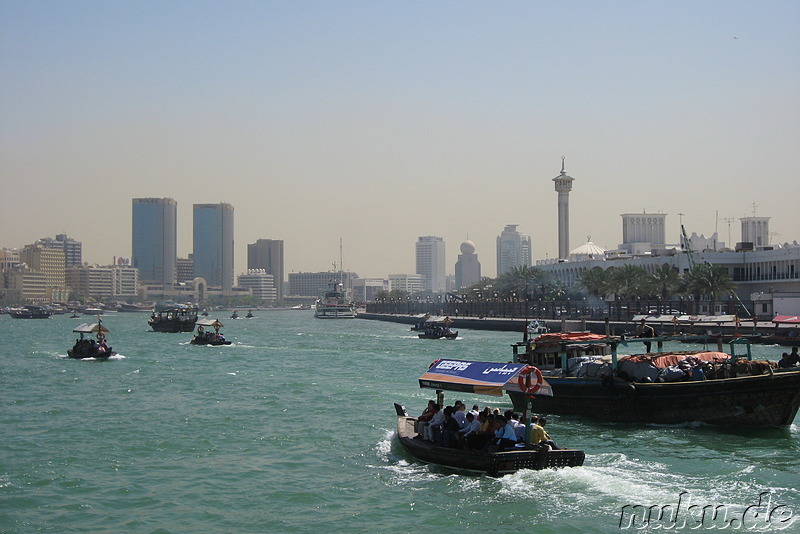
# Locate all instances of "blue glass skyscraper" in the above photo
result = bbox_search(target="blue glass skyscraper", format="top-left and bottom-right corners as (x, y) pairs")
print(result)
(132, 198), (177, 289)
(193, 203), (234, 292)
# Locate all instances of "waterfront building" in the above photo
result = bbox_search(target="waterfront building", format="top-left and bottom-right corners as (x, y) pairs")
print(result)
(496, 225), (531, 276)
(66, 265), (139, 300)
(416, 236), (445, 292)
(619, 212), (667, 255)
(193, 203), (235, 293)
(351, 277), (388, 303)
(176, 256), (194, 284)
(0, 248), (20, 271)
(553, 157), (574, 259)
(388, 273), (426, 295)
(288, 271), (356, 298)
(455, 240), (481, 288)
(132, 198), (177, 290)
(237, 270), (277, 302)
(3, 267), (48, 303)
(19, 244), (66, 291)
(247, 239), (284, 299)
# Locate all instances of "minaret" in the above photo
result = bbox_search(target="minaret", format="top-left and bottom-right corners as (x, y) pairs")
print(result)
(553, 157), (574, 259)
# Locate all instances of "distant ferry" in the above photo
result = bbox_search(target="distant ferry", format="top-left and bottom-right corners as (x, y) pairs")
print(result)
(314, 280), (356, 319)
(9, 305), (51, 319)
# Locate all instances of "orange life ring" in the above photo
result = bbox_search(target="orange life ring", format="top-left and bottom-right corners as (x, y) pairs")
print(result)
(96, 331), (106, 342)
(517, 365), (544, 395)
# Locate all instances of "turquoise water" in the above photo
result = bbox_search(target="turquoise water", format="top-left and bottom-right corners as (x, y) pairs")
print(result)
(1, 312), (798, 533)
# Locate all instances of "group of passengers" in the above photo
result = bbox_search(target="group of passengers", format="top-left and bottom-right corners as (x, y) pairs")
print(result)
(415, 400), (558, 451)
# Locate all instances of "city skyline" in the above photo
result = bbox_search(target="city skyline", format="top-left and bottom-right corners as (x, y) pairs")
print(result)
(1, 3), (799, 278)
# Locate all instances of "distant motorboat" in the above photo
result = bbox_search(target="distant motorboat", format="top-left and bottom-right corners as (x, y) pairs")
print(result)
(314, 280), (356, 319)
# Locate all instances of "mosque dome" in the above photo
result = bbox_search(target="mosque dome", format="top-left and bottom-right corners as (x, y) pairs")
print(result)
(569, 237), (606, 259)
(460, 240), (476, 254)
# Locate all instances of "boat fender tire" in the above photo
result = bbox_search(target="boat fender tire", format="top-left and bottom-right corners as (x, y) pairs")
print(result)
(518, 366), (544, 395)
(198, 326), (204, 334)
(601, 374), (614, 390)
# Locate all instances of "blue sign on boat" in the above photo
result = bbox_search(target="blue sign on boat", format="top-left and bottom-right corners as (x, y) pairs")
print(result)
(419, 359), (528, 396)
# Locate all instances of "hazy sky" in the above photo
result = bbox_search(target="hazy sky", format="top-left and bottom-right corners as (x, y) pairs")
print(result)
(2, 1), (799, 279)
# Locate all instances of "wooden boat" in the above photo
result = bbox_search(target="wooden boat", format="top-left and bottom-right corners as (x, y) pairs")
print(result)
(190, 318), (232, 346)
(231, 310), (239, 319)
(148, 304), (198, 333)
(9, 305), (51, 319)
(245, 310), (254, 318)
(508, 331), (800, 427)
(67, 321), (115, 360)
(395, 360), (584, 476)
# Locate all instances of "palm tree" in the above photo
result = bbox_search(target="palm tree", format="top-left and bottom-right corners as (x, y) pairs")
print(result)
(681, 263), (737, 314)
(651, 263), (681, 300)
(609, 265), (650, 299)
(579, 267), (613, 300)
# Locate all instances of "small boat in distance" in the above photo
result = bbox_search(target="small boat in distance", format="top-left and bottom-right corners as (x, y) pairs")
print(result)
(191, 318), (232, 346)
(148, 303), (198, 333)
(314, 280), (356, 319)
(9, 305), (51, 319)
(230, 310), (239, 319)
(395, 359), (584, 476)
(246, 310), (254, 318)
(68, 321), (115, 360)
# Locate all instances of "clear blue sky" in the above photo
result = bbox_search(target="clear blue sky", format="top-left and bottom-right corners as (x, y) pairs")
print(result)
(2, 1), (798, 278)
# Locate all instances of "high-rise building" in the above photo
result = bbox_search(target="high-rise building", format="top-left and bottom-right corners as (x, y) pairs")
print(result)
(193, 203), (234, 292)
(19, 244), (65, 289)
(496, 225), (531, 276)
(553, 157), (574, 259)
(455, 240), (481, 288)
(37, 234), (82, 268)
(247, 239), (284, 299)
(288, 271), (356, 297)
(176, 256), (194, 284)
(132, 198), (177, 289)
(416, 236), (446, 292)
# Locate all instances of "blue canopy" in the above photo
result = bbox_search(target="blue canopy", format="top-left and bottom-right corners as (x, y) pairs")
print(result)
(419, 359), (530, 396)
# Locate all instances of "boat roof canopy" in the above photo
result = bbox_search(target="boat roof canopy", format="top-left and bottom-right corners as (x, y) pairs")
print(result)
(772, 315), (800, 324)
(422, 316), (453, 325)
(419, 359), (547, 397)
(72, 322), (109, 334)
(195, 318), (223, 328)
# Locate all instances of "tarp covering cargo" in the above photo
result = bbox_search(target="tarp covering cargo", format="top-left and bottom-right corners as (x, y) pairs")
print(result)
(620, 351), (730, 368)
(772, 315), (800, 324)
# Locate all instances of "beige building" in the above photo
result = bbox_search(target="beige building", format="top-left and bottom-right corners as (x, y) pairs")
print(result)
(66, 265), (139, 300)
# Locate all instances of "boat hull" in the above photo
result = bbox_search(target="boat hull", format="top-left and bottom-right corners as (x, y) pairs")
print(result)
(149, 319), (196, 333)
(395, 415), (584, 476)
(67, 349), (115, 360)
(508, 370), (800, 427)
(190, 339), (232, 346)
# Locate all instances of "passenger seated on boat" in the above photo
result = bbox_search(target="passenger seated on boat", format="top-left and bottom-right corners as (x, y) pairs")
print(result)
(466, 412), (494, 450)
(537, 418), (559, 450)
(778, 348), (800, 368)
(456, 412), (482, 448)
(452, 401), (467, 428)
(422, 404), (444, 441)
(490, 416), (518, 451)
(504, 410), (525, 441)
(414, 400), (437, 434)
(442, 406), (462, 447)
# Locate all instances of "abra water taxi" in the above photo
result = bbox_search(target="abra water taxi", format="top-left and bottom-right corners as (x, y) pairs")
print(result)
(416, 316), (458, 339)
(395, 359), (585, 476)
(190, 318), (232, 346)
(68, 321), (116, 360)
(508, 331), (800, 427)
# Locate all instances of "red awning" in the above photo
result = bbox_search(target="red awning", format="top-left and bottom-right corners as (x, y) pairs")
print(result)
(772, 315), (800, 324)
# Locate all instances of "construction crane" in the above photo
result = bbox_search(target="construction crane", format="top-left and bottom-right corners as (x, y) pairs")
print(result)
(681, 224), (695, 270)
